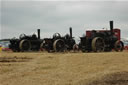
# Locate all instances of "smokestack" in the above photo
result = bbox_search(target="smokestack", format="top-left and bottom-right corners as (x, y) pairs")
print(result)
(37, 29), (40, 39)
(110, 21), (114, 35)
(69, 27), (72, 38)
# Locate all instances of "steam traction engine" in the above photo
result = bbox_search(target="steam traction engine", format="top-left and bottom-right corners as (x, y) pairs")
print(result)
(9, 29), (43, 52)
(80, 21), (124, 52)
(40, 27), (76, 52)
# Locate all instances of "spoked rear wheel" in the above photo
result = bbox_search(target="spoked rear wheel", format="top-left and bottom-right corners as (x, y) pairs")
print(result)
(19, 39), (31, 51)
(92, 37), (105, 52)
(53, 39), (65, 52)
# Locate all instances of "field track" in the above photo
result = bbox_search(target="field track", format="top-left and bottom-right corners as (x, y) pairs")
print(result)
(0, 51), (128, 85)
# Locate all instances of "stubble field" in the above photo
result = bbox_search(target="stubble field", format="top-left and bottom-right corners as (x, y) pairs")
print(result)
(0, 51), (128, 85)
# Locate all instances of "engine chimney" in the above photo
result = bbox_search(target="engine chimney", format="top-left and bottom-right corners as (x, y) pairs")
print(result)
(37, 29), (40, 39)
(110, 21), (114, 35)
(69, 27), (72, 38)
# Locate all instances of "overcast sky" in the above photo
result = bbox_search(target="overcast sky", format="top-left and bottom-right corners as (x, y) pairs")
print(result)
(1, 0), (128, 42)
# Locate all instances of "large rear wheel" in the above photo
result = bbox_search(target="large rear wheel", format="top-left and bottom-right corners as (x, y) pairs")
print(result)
(92, 37), (105, 52)
(19, 39), (31, 51)
(53, 39), (65, 52)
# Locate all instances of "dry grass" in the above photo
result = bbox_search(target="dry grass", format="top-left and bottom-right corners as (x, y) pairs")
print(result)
(0, 51), (128, 85)
(0, 56), (32, 62)
(87, 71), (128, 85)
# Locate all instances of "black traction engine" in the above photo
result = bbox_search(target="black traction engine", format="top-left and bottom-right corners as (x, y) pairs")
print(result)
(9, 29), (43, 52)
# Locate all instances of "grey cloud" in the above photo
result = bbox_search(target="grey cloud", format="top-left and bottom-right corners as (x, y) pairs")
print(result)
(1, 1), (128, 40)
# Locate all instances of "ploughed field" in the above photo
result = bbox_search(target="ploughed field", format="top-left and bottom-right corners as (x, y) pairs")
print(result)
(0, 51), (128, 85)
